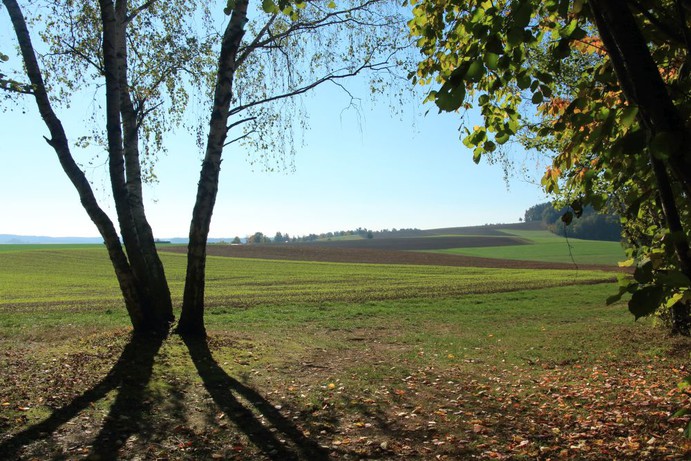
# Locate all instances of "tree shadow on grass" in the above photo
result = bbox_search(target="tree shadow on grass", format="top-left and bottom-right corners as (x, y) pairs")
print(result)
(0, 333), (164, 461)
(0, 334), (332, 461)
(182, 336), (331, 461)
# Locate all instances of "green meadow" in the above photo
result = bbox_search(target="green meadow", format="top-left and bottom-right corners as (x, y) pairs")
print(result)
(430, 229), (626, 266)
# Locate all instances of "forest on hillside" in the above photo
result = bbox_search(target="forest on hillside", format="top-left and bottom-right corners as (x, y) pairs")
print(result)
(525, 202), (621, 242)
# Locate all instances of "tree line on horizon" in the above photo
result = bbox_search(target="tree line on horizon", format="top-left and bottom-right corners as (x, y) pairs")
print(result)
(231, 227), (422, 245)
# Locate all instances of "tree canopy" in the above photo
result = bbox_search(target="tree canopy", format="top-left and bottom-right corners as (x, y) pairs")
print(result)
(409, 0), (691, 334)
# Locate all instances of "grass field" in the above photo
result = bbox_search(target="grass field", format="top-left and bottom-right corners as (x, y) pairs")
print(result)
(430, 229), (626, 266)
(0, 244), (689, 460)
(0, 246), (613, 311)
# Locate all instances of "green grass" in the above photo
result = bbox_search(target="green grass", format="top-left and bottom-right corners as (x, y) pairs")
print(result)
(0, 247), (614, 311)
(1, 247), (689, 461)
(430, 229), (626, 265)
(0, 245), (615, 343)
(0, 242), (638, 365)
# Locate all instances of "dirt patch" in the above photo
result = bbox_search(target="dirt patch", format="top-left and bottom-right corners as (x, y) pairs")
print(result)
(296, 235), (529, 250)
(164, 244), (624, 272)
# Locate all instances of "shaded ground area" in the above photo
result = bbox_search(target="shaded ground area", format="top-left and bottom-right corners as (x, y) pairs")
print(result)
(0, 328), (689, 460)
(166, 244), (624, 272)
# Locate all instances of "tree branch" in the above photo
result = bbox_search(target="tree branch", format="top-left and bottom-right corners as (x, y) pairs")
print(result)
(235, 0), (390, 69)
(629, 0), (684, 44)
(235, 13), (278, 69)
(125, 0), (157, 24)
(224, 130), (256, 146)
(229, 54), (398, 116)
(226, 116), (257, 132)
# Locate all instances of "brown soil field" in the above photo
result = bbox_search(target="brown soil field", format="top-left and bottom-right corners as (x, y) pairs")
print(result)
(296, 235), (528, 250)
(164, 244), (623, 272)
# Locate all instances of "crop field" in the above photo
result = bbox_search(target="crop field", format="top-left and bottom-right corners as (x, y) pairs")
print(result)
(0, 245), (690, 460)
(425, 230), (626, 266)
(0, 246), (613, 314)
(284, 225), (626, 267)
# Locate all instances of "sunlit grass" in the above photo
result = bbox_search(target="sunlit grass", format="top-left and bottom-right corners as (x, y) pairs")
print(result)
(0, 247), (615, 314)
(429, 229), (625, 265)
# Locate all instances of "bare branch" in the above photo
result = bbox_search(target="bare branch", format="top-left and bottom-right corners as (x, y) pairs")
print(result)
(235, 0), (392, 68)
(226, 116), (257, 132)
(54, 38), (105, 75)
(229, 51), (400, 117)
(223, 130), (256, 146)
(125, 0), (157, 24)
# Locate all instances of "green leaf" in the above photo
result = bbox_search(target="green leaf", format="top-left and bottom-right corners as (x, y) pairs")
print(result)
(485, 36), (504, 55)
(572, 0), (585, 13)
(679, 376), (691, 390)
(559, 19), (578, 38)
(606, 286), (628, 305)
(223, 0), (236, 14)
(466, 60), (485, 82)
(620, 105), (639, 130)
(531, 91), (543, 104)
(473, 147), (482, 164)
(554, 39), (571, 59)
(484, 52), (500, 70)
(507, 27), (524, 48)
(672, 408), (689, 417)
(665, 292), (685, 308)
(658, 270), (690, 288)
(516, 72), (531, 90)
(262, 0), (278, 13)
(633, 259), (653, 284)
(495, 132), (510, 144)
(435, 83), (466, 112)
(561, 211), (573, 225)
(512, 2), (533, 28)
(327, 1), (336, 8)
(628, 285), (664, 320)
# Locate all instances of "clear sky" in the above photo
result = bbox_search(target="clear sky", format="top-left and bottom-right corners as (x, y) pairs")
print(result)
(0, 9), (549, 240)
(0, 82), (549, 239)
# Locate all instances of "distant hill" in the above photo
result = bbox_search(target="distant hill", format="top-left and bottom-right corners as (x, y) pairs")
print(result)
(278, 222), (546, 251)
(0, 223), (542, 246)
(0, 234), (104, 244)
(0, 234), (241, 245)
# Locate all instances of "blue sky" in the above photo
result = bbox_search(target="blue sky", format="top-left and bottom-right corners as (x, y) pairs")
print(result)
(0, 10), (549, 240)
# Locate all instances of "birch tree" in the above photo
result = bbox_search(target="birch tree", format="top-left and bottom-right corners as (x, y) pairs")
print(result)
(2, 0), (409, 336)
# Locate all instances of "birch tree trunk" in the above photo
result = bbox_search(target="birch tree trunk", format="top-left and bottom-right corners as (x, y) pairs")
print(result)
(99, 0), (174, 334)
(177, 0), (250, 337)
